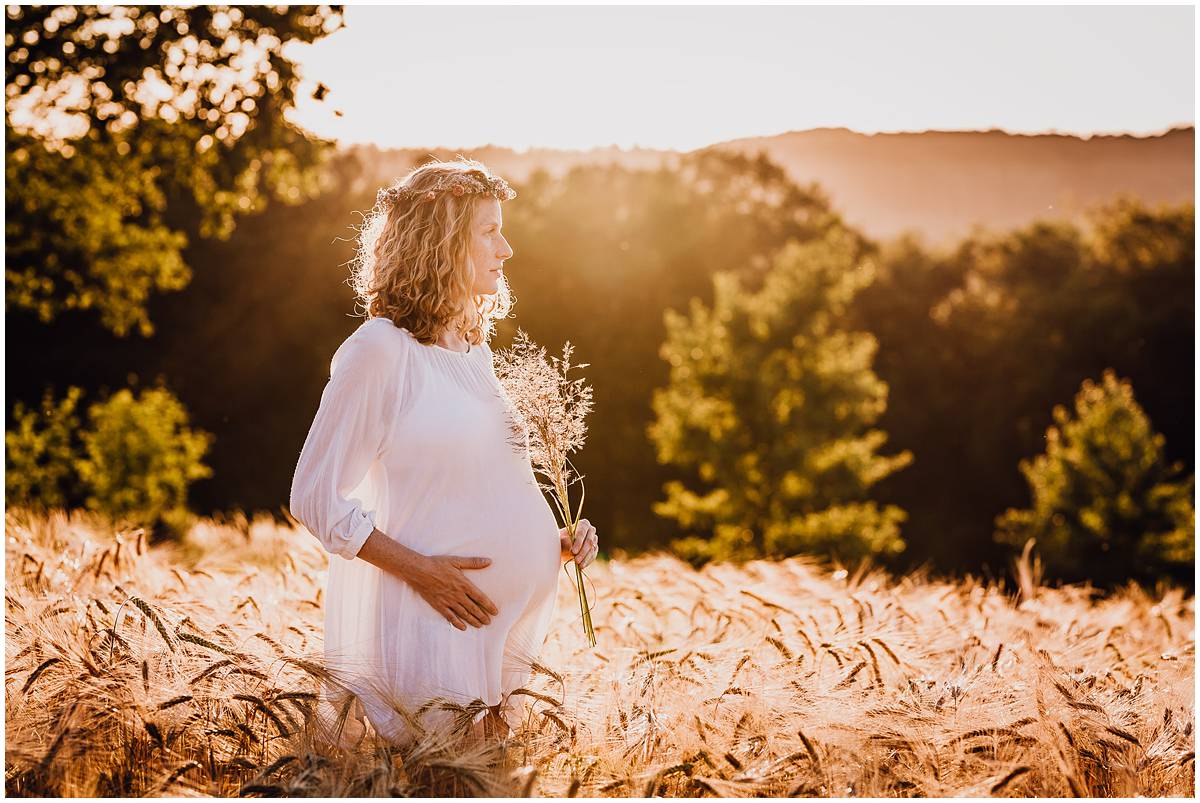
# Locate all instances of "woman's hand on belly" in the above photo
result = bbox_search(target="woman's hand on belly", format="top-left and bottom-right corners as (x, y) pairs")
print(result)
(559, 518), (599, 569)
(356, 528), (500, 630)
(399, 553), (501, 630)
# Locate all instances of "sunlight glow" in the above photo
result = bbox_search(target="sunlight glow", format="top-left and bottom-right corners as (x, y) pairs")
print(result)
(284, 4), (1194, 151)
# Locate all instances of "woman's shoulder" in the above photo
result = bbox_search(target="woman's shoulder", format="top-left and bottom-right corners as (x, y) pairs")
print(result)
(331, 317), (414, 375)
(356, 316), (430, 349)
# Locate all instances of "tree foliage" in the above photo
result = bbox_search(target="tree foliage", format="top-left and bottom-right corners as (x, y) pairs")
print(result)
(995, 370), (1194, 585)
(5, 4), (343, 335)
(847, 198), (1194, 576)
(648, 227), (912, 565)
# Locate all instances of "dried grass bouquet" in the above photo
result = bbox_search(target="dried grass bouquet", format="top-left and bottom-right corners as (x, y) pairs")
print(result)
(492, 329), (597, 647)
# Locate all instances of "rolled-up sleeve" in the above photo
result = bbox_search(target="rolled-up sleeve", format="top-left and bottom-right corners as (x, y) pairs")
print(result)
(290, 330), (398, 560)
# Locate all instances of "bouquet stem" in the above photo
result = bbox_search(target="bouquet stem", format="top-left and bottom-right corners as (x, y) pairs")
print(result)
(558, 475), (596, 647)
(567, 522), (597, 647)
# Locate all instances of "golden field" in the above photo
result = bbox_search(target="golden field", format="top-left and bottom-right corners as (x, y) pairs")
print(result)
(4, 508), (1195, 797)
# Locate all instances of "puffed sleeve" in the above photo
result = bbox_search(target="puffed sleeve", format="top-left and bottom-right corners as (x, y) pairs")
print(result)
(289, 327), (400, 560)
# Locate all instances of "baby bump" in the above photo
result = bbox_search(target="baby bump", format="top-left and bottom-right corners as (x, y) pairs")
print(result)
(379, 521), (558, 626)
(460, 512), (560, 619)
(402, 498), (557, 605)
(471, 534), (559, 616)
(370, 523), (558, 696)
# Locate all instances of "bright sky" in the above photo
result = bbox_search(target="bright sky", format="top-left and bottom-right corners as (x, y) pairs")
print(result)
(285, 3), (1195, 152)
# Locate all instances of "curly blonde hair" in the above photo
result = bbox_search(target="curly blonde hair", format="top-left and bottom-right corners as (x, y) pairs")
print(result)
(350, 157), (516, 347)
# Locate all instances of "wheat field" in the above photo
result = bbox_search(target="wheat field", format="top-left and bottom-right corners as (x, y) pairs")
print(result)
(4, 507), (1195, 797)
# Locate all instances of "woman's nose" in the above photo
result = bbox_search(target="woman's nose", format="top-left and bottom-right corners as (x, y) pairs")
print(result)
(499, 238), (514, 259)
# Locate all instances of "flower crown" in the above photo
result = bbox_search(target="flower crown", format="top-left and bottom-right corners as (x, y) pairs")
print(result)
(379, 170), (517, 207)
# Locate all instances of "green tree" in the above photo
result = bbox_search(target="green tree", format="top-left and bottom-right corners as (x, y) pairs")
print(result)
(5, 5), (343, 336)
(5, 386), (85, 509)
(648, 227), (913, 565)
(75, 386), (214, 533)
(995, 370), (1194, 586)
(496, 149), (855, 553)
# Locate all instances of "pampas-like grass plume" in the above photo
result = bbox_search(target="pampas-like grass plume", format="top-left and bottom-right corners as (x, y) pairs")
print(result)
(493, 328), (597, 647)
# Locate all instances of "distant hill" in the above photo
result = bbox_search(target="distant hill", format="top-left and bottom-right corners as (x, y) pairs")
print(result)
(354, 125), (1194, 246)
(716, 126), (1194, 245)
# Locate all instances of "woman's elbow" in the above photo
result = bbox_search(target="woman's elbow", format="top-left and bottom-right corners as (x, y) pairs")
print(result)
(288, 484), (351, 559)
(288, 481), (319, 538)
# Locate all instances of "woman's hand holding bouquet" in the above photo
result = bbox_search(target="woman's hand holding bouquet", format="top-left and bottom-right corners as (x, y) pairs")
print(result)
(560, 518), (599, 569)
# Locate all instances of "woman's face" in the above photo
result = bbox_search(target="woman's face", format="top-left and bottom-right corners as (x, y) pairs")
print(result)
(468, 197), (514, 296)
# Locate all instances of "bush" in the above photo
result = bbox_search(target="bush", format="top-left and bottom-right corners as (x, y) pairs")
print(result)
(75, 387), (213, 535)
(5, 386), (84, 509)
(995, 369), (1194, 585)
(6, 384), (212, 536)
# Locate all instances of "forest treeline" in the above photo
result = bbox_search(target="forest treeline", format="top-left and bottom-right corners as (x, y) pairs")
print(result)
(5, 6), (1193, 585)
(8, 143), (1194, 582)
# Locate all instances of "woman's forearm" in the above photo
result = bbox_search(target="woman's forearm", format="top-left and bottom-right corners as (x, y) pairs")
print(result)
(354, 528), (428, 580)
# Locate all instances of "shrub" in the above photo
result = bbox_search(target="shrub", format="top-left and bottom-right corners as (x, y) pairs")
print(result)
(6, 384), (214, 535)
(5, 386), (85, 509)
(74, 386), (213, 535)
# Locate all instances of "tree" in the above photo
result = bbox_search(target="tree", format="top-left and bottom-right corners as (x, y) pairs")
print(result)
(5, 5), (343, 336)
(648, 227), (912, 565)
(496, 149), (857, 553)
(995, 370), (1194, 586)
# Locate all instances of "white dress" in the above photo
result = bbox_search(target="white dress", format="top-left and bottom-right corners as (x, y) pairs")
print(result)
(289, 316), (562, 745)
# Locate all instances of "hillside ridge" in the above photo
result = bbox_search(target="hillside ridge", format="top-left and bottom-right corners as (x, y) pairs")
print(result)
(353, 125), (1195, 245)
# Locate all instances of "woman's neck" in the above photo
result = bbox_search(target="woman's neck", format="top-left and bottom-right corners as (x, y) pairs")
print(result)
(435, 326), (471, 353)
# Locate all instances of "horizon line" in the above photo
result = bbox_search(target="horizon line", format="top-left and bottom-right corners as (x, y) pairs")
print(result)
(327, 121), (1197, 156)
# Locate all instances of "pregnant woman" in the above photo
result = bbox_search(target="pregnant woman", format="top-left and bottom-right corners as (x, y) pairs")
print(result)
(289, 158), (599, 748)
